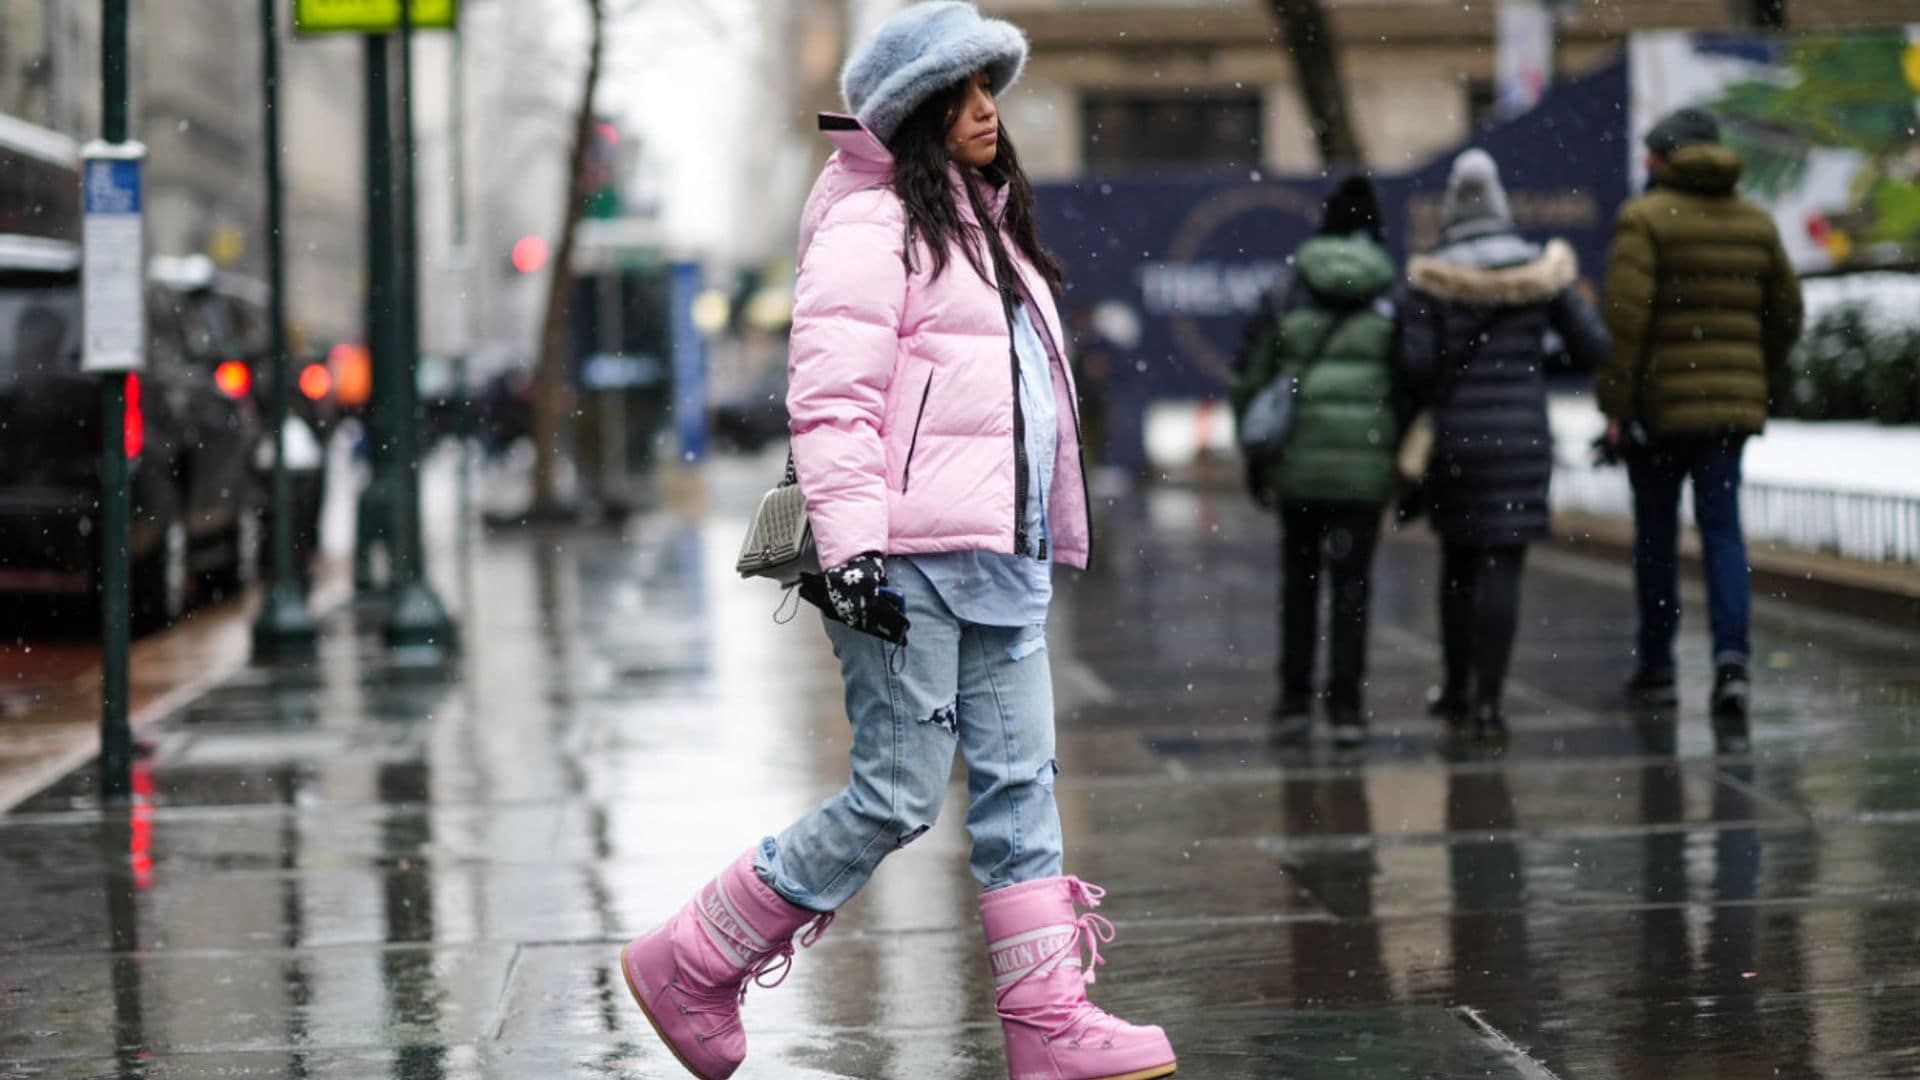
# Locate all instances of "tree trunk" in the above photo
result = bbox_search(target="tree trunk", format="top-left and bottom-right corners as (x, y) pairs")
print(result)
(1741, 0), (1787, 28)
(1266, 0), (1364, 167)
(530, 0), (605, 514)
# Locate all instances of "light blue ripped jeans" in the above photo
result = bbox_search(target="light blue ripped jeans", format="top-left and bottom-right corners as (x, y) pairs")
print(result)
(756, 560), (1063, 913)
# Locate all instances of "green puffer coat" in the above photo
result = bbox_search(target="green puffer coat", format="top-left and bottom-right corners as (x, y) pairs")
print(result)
(1597, 145), (1804, 437)
(1231, 235), (1399, 506)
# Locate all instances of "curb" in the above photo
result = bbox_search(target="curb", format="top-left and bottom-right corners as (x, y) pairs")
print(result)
(0, 572), (356, 815)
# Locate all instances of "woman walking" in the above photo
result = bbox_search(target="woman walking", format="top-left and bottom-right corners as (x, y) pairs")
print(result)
(1401, 149), (1609, 742)
(620, 6), (1176, 1080)
(1232, 177), (1402, 750)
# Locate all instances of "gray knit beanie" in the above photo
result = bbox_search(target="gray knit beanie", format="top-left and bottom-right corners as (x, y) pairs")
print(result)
(1441, 148), (1513, 235)
(840, 2), (1028, 145)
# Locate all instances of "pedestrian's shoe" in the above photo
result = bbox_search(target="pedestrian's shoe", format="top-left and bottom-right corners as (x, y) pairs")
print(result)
(1426, 684), (1470, 728)
(620, 849), (833, 1079)
(1624, 667), (1679, 708)
(979, 876), (1177, 1080)
(1711, 663), (1752, 754)
(1471, 702), (1508, 748)
(1328, 703), (1367, 752)
(1270, 698), (1312, 746)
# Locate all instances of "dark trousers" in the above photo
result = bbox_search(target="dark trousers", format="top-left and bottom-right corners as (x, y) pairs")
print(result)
(1280, 502), (1383, 709)
(1626, 435), (1751, 671)
(1440, 543), (1528, 710)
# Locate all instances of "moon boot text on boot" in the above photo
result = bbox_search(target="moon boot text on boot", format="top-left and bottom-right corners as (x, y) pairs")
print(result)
(979, 876), (1177, 1080)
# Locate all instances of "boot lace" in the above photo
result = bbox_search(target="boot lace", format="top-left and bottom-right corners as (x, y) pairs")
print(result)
(671, 909), (835, 1043)
(1001, 878), (1131, 1050)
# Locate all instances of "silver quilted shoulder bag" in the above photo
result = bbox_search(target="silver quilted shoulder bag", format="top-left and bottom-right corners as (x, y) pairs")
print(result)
(735, 451), (819, 585)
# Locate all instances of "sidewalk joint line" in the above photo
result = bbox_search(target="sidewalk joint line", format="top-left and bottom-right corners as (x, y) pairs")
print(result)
(1454, 1005), (1564, 1080)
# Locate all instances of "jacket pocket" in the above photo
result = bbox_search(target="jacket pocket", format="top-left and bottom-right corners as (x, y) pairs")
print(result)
(901, 370), (934, 493)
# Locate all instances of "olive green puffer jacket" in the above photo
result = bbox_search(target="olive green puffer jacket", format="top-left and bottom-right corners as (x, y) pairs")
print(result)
(1231, 235), (1399, 506)
(1597, 145), (1804, 437)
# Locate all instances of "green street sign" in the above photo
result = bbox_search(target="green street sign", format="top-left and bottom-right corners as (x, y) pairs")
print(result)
(293, 0), (457, 34)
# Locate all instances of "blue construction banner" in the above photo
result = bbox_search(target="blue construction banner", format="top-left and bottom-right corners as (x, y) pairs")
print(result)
(1035, 60), (1631, 424)
(1399, 60), (1630, 280)
(670, 261), (707, 463)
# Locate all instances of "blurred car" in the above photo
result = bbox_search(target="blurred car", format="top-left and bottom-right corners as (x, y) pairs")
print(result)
(0, 248), (265, 627)
(709, 365), (789, 453)
(0, 119), (269, 627)
(149, 255), (332, 572)
(417, 353), (472, 448)
(475, 368), (534, 459)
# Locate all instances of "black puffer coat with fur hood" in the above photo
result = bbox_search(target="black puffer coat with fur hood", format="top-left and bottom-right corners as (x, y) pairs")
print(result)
(1401, 231), (1610, 546)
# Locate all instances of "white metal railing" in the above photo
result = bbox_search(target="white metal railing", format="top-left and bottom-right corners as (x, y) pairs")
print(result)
(1552, 465), (1920, 566)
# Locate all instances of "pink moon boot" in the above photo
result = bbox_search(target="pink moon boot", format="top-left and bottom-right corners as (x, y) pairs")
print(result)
(620, 850), (833, 1079)
(979, 876), (1178, 1080)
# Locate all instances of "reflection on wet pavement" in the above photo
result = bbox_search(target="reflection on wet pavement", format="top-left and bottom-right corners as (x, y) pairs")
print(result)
(3, 457), (1918, 1078)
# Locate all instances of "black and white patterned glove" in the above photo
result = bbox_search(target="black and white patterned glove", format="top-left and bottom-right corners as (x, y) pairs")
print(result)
(800, 553), (910, 644)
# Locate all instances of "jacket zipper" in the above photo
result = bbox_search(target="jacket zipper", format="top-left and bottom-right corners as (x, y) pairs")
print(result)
(1003, 294), (1030, 557)
(975, 197), (1035, 559)
(901, 370), (934, 493)
(1010, 278), (1093, 567)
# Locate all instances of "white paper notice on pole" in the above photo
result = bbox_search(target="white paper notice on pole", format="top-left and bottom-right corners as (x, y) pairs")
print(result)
(81, 141), (146, 373)
(1496, 2), (1554, 119)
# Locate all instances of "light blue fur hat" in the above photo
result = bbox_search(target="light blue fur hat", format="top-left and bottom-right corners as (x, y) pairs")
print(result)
(841, 2), (1028, 145)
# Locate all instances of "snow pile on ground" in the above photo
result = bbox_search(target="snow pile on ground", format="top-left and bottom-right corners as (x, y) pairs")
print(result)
(1549, 393), (1920, 499)
(1153, 392), (1920, 499)
(1802, 272), (1920, 334)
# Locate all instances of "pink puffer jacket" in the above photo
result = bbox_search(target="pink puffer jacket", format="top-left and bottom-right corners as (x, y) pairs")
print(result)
(787, 115), (1091, 570)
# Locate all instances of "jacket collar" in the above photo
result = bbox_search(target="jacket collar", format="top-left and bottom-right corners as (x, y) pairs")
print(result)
(955, 164), (1012, 226)
(1408, 238), (1579, 307)
(818, 112), (1010, 225)
(819, 113), (892, 168)
(1440, 216), (1513, 246)
(1654, 144), (1743, 196)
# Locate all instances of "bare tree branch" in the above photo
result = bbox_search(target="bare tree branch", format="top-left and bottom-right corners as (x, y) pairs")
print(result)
(1266, 0), (1364, 167)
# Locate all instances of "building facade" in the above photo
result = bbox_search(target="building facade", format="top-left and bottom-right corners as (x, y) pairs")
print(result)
(0, 3), (98, 138)
(0, 2), (367, 347)
(981, 0), (1920, 181)
(137, 2), (265, 274)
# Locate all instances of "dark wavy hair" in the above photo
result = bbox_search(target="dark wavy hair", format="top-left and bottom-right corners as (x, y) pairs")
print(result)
(886, 78), (1064, 299)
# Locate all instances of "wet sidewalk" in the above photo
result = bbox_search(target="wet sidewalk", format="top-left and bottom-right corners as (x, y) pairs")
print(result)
(3, 456), (1918, 1079)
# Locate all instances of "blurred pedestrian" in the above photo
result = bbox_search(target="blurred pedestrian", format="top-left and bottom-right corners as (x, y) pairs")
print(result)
(1598, 108), (1803, 750)
(1066, 303), (1115, 473)
(1231, 176), (1401, 750)
(618, 6), (1175, 1080)
(1401, 149), (1610, 743)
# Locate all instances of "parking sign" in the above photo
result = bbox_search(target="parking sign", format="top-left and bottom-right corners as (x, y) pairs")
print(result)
(81, 141), (146, 373)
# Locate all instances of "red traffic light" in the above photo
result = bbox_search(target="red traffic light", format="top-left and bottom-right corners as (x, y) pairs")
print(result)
(298, 362), (333, 401)
(511, 235), (549, 274)
(214, 359), (253, 399)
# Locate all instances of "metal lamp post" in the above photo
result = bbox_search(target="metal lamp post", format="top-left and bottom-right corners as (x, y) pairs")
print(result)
(252, 0), (319, 661)
(382, 0), (457, 657)
(93, 0), (136, 797)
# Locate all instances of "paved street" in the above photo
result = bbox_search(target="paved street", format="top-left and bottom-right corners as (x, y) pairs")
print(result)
(3, 453), (1918, 1079)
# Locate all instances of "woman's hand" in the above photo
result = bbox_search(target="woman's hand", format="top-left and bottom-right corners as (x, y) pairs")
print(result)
(802, 553), (911, 644)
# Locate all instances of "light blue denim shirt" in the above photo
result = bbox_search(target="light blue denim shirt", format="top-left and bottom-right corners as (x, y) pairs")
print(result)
(906, 301), (1055, 626)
